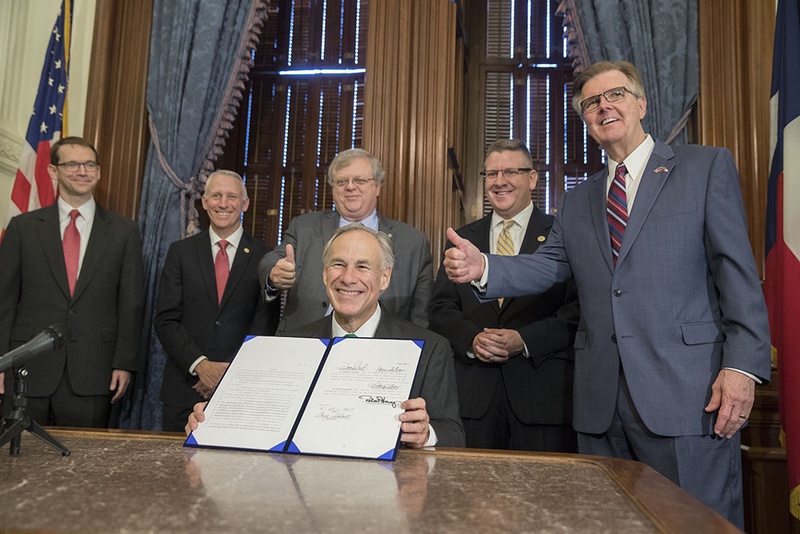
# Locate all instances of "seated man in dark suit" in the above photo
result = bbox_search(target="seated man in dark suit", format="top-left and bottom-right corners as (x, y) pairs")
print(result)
(155, 170), (279, 432)
(188, 224), (465, 448)
(430, 139), (579, 452)
(259, 148), (433, 331)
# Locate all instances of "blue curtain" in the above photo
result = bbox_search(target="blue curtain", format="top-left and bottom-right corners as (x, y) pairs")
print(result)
(561, 0), (698, 144)
(118, 0), (268, 430)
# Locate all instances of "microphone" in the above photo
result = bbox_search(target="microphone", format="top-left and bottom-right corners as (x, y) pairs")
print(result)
(0, 324), (71, 374)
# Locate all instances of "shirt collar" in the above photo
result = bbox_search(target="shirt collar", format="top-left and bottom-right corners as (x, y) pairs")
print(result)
(607, 134), (655, 184)
(331, 304), (382, 337)
(339, 209), (379, 231)
(490, 201), (533, 230)
(58, 196), (96, 222)
(209, 225), (244, 249)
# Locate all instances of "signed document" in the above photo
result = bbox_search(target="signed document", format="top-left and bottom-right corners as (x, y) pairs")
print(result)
(185, 336), (423, 460)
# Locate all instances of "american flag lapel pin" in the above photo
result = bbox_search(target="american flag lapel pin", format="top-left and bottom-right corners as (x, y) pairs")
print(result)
(654, 166), (669, 174)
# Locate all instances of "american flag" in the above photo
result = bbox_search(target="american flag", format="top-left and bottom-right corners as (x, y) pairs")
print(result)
(2, 0), (73, 236)
(764, 0), (800, 520)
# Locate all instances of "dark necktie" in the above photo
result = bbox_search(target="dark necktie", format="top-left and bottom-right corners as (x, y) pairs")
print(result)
(63, 209), (81, 296)
(607, 163), (628, 264)
(215, 240), (230, 304)
(344, 333), (357, 338)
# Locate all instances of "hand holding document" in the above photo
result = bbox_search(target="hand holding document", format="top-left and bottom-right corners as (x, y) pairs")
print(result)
(186, 336), (423, 460)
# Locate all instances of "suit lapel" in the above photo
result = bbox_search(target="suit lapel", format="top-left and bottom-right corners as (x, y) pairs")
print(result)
(467, 216), (500, 313)
(193, 231), (218, 308)
(35, 205), (71, 299)
(220, 233), (255, 308)
(616, 141), (675, 266)
(374, 312), (403, 338)
(72, 207), (114, 300)
(470, 216), (492, 254)
(519, 207), (550, 254)
(322, 212), (339, 245)
(588, 169), (616, 273)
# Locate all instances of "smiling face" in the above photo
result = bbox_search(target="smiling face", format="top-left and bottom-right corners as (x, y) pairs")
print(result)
(49, 144), (101, 207)
(323, 229), (391, 333)
(483, 150), (537, 219)
(201, 172), (250, 238)
(580, 69), (647, 162)
(331, 157), (381, 222)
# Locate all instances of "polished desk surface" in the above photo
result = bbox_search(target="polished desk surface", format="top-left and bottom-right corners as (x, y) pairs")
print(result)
(0, 429), (738, 533)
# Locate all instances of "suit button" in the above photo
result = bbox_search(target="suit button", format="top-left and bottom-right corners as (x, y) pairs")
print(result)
(322, 302), (328, 308)
(611, 334), (617, 343)
(215, 321), (222, 327)
(68, 309), (76, 315)
(613, 289), (622, 297)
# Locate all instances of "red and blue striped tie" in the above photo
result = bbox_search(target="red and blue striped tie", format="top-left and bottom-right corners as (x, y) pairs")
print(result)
(607, 162), (628, 264)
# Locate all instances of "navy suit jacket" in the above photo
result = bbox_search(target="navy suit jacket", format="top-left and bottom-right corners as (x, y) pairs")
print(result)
(480, 141), (771, 436)
(156, 229), (278, 408)
(284, 309), (465, 448)
(430, 207), (579, 425)
(0, 203), (144, 397)
(258, 211), (433, 331)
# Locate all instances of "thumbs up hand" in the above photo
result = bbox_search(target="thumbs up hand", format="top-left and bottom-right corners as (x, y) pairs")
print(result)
(443, 227), (486, 284)
(270, 243), (297, 290)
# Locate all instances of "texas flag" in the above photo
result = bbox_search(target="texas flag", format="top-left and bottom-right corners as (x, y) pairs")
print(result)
(763, 0), (800, 520)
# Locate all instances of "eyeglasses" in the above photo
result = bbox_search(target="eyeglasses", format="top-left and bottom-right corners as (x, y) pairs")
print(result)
(579, 86), (636, 113)
(332, 177), (375, 188)
(56, 161), (100, 172)
(479, 168), (532, 179)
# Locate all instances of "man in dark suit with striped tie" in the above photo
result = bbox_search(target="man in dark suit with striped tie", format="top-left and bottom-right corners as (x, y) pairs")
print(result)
(155, 170), (278, 431)
(430, 139), (579, 452)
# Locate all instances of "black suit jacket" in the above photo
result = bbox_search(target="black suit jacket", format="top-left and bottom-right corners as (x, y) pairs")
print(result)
(429, 207), (579, 425)
(0, 203), (144, 397)
(284, 310), (465, 447)
(155, 229), (278, 408)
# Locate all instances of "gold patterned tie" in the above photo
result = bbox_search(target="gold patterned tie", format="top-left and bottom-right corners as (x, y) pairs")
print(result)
(496, 219), (515, 306)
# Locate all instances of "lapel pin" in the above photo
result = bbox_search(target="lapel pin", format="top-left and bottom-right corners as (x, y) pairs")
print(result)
(244, 247), (250, 254)
(537, 235), (546, 242)
(654, 166), (669, 174)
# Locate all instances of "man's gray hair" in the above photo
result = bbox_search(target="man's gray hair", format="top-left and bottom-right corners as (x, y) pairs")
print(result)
(205, 169), (248, 200)
(322, 223), (395, 271)
(571, 60), (646, 116)
(326, 148), (386, 186)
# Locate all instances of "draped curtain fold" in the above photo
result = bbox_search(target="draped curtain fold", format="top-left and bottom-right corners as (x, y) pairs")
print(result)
(559, 0), (698, 144)
(119, 0), (268, 430)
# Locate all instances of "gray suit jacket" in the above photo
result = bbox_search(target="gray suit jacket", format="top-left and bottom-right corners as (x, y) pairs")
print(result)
(259, 211), (433, 332)
(481, 141), (771, 437)
(283, 309), (465, 448)
(0, 203), (144, 397)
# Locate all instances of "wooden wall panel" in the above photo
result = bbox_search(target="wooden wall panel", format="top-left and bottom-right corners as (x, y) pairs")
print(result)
(697, 0), (773, 276)
(83, 0), (153, 220)
(363, 0), (465, 268)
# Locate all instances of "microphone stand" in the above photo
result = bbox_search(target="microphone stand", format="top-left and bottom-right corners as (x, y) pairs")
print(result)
(0, 368), (70, 456)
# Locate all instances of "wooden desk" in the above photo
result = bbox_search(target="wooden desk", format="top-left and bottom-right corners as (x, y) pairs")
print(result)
(0, 429), (737, 533)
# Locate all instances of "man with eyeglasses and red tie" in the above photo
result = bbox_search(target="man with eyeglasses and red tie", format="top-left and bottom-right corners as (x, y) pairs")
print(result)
(0, 136), (144, 428)
(259, 148), (433, 332)
(429, 139), (580, 453)
(442, 61), (770, 528)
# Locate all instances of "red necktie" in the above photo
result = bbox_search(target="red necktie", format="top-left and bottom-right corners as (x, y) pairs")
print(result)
(63, 209), (81, 296)
(215, 240), (230, 304)
(607, 163), (628, 264)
